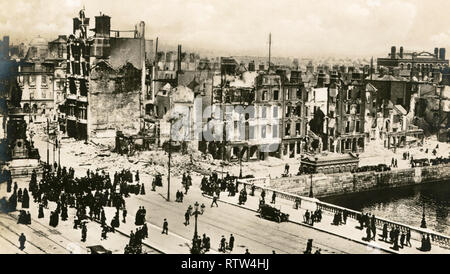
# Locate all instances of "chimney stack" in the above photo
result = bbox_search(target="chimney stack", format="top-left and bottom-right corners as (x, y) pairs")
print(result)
(177, 45), (182, 72)
(391, 46), (396, 59)
(329, 70), (339, 85)
(317, 70), (326, 88)
(439, 48), (446, 60)
(434, 48), (439, 59)
(399, 46), (404, 59)
(3, 36), (9, 58)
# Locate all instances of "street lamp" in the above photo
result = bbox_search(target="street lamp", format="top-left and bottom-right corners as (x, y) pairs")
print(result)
(46, 117), (50, 167)
(420, 203), (427, 229)
(309, 173), (314, 198)
(167, 118), (173, 202)
(239, 153), (243, 179)
(191, 201), (204, 254)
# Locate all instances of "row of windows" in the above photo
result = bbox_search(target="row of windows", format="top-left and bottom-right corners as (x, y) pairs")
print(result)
(27, 90), (51, 99)
(260, 88), (303, 101)
(67, 61), (89, 76)
(18, 75), (51, 87)
(68, 79), (88, 96)
(284, 122), (304, 137)
(285, 105), (303, 118)
(207, 123), (280, 140)
(344, 120), (362, 133)
(67, 106), (87, 120)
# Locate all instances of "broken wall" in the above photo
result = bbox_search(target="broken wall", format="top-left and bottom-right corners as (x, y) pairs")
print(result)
(89, 63), (142, 137)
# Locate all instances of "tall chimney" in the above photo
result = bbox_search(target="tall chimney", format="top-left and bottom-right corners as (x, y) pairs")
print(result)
(434, 48), (439, 59)
(391, 46), (396, 59)
(3, 36), (9, 58)
(177, 44), (182, 72)
(439, 48), (446, 60)
(329, 70), (339, 85)
(399, 46), (403, 59)
(317, 70), (326, 88)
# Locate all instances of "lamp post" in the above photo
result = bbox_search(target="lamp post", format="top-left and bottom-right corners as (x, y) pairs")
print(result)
(56, 133), (60, 168)
(420, 203), (427, 229)
(309, 173), (314, 198)
(191, 201), (204, 254)
(167, 118), (173, 202)
(46, 118), (50, 167)
(239, 152), (243, 179)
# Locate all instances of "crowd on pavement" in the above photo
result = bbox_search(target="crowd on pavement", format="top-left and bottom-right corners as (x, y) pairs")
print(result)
(5, 163), (158, 254)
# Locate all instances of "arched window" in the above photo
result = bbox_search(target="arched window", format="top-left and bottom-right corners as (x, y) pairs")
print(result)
(23, 103), (30, 113)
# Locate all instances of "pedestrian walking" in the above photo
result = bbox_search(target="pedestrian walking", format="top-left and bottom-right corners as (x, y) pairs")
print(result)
(271, 192), (276, 204)
(18, 233), (26, 250)
(405, 229), (412, 247)
(211, 192), (219, 207)
(162, 219), (168, 234)
(382, 224), (388, 242)
(229, 234), (234, 251)
(185, 210), (190, 226)
(81, 224), (87, 242)
(400, 232), (405, 248)
(220, 236), (226, 253)
(122, 209), (127, 223)
(305, 239), (313, 254)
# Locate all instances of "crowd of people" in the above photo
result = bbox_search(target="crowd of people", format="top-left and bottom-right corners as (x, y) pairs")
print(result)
(7, 163), (153, 254)
(303, 209), (322, 226)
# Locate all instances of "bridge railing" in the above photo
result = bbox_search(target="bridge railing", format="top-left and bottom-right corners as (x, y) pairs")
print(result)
(237, 177), (450, 250)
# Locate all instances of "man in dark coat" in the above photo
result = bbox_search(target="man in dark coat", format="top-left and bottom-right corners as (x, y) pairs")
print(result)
(220, 236), (226, 252)
(9, 192), (17, 211)
(81, 224), (87, 242)
(229, 234), (235, 251)
(140, 184), (145, 195)
(366, 226), (372, 241)
(122, 209), (127, 223)
(19, 233), (26, 250)
(18, 188), (23, 203)
(184, 210), (190, 226)
(162, 219), (168, 234)
(305, 239), (312, 254)
(7, 178), (12, 193)
(38, 204), (44, 219)
(135, 171), (140, 182)
(142, 223), (148, 238)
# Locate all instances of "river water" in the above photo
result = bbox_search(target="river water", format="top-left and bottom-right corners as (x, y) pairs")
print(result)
(321, 180), (450, 236)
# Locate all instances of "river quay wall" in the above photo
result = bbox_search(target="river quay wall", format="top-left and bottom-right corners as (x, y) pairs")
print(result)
(266, 163), (450, 198)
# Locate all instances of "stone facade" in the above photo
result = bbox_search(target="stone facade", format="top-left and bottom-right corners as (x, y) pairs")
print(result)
(269, 164), (450, 198)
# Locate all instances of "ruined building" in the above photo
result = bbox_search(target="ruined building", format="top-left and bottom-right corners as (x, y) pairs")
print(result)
(279, 70), (308, 159)
(325, 71), (367, 153)
(62, 9), (153, 141)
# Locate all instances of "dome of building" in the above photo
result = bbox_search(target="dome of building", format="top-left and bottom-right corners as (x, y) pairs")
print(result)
(25, 36), (49, 61)
(29, 36), (47, 47)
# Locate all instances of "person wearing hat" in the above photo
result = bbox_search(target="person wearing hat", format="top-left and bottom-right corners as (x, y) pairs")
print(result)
(162, 219), (168, 234)
(229, 234), (235, 251)
(220, 236), (226, 253)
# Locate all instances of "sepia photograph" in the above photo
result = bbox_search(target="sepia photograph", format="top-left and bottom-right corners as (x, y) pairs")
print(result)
(0, 0), (449, 263)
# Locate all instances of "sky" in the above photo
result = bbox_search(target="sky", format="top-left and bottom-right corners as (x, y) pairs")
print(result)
(1, 0), (450, 58)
